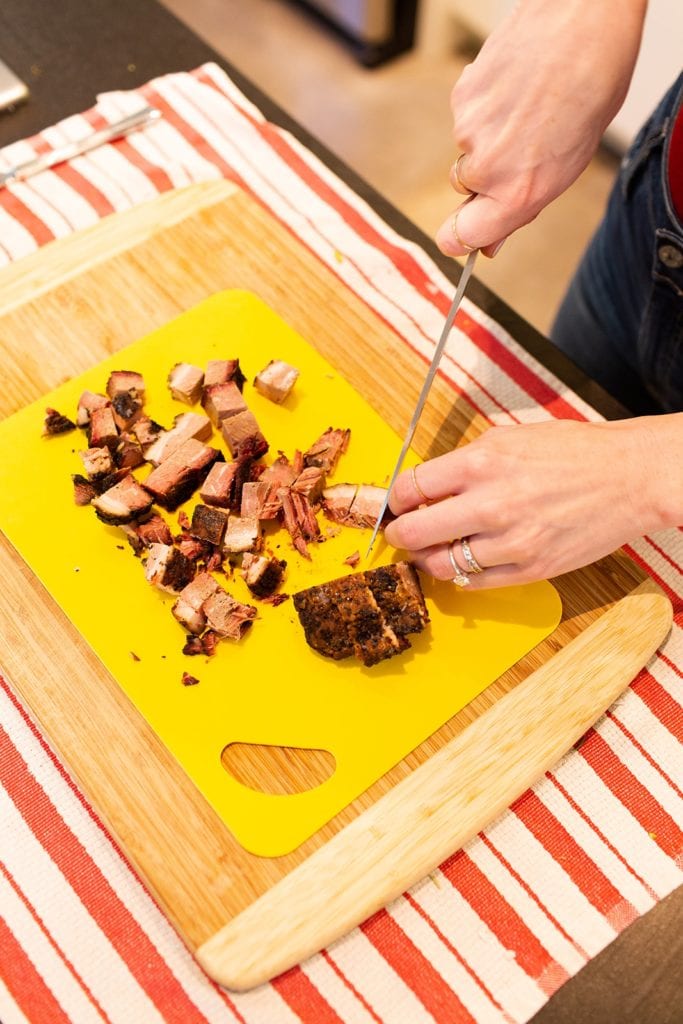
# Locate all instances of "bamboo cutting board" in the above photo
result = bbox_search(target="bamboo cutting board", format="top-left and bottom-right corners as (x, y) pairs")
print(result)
(0, 181), (672, 989)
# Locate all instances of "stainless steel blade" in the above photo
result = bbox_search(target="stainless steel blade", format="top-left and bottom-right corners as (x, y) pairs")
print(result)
(365, 248), (478, 557)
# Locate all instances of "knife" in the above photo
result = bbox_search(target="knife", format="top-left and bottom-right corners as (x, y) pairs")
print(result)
(0, 106), (161, 188)
(365, 248), (478, 557)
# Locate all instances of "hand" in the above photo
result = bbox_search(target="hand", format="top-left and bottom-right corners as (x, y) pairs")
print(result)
(384, 417), (678, 589)
(437, 0), (647, 258)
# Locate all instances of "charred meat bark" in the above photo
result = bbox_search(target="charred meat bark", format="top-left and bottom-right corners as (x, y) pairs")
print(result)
(72, 474), (97, 506)
(145, 543), (196, 594)
(292, 561), (429, 667)
(168, 362), (204, 405)
(92, 474), (154, 525)
(253, 359), (299, 404)
(190, 504), (228, 546)
(143, 438), (221, 511)
(111, 391), (143, 432)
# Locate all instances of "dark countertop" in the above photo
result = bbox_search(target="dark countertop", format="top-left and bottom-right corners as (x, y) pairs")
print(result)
(1, 2), (681, 1020)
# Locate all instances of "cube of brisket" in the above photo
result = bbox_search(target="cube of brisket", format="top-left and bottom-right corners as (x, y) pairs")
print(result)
(240, 480), (282, 520)
(121, 513), (174, 554)
(292, 561), (429, 667)
(168, 362), (204, 405)
(221, 410), (268, 460)
(172, 571), (221, 634)
(114, 433), (145, 470)
(260, 454), (297, 490)
(92, 474), (154, 525)
(253, 359), (299, 404)
(79, 446), (114, 480)
(88, 405), (119, 449)
(321, 483), (357, 524)
(203, 590), (256, 640)
(72, 474), (97, 506)
(132, 416), (165, 449)
(145, 543), (196, 594)
(303, 427), (350, 475)
(190, 504), (228, 546)
(202, 381), (247, 427)
(241, 553), (286, 598)
(144, 412), (212, 466)
(346, 485), (390, 530)
(143, 438), (222, 511)
(106, 370), (145, 401)
(111, 390), (144, 432)
(292, 465), (325, 505)
(223, 515), (261, 554)
(76, 390), (108, 428)
(204, 358), (246, 391)
(199, 461), (238, 509)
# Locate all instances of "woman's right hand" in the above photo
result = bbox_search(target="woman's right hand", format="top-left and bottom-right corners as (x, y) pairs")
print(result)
(436, 0), (648, 258)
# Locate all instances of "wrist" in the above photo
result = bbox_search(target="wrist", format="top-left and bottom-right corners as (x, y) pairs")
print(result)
(629, 414), (683, 534)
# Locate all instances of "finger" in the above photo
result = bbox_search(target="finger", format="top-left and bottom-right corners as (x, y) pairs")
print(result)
(409, 542), (521, 589)
(389, 450), (469, 516)
(450, 153), (475, 197)
(436, 193), (533, 257)
(384, 493), (482, 553)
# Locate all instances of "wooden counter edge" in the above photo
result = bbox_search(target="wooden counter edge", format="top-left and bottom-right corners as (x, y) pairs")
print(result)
(196, 578), (672, 990)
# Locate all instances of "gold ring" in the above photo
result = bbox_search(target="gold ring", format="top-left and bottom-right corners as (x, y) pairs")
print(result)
(461, 536), (484, 574)
(452, 152), (474, 195)
(411, 465), (430, 504)
(451, 205), (476, 253)
(448, 540), (470, 587)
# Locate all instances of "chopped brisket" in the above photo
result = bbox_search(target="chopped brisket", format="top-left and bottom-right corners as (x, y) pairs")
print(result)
(343, 551), (361, 568)
(303, 427), (350, 475)
(292, 465), (325, 505)
(43, 408), (76, 437)
(145, 543), (196, 594)
(181, 672), (200, 686)
(132, 415), (165, 448)
(168, 362), (204, 405)
(240, 480), (282, 520)
(143, 412), (212, 466)
(292, 561), (428, 667)
(260, 454), (297, 489)
(113, 434), (144, 470)
(190, 504), (228, 546)
(76, 391), (108, 428)
(222, 515), (261, 554)
(203, 590), (256, 640)
(345, 484), (390, 530)
(172, 571), (220, 633)
(202, 381), (247, 427)
(143, 438), (221, 510)
(253, 359), (299, 404)
(88, 405), (119, 449)
(241, 553), (286, 598)
(111, 390), (144, 432)
(200, 461), (239, 509)
(204, 358), (246, 391)
(79, 446), (113, 480)
(106, 370), (145, 401)
(279, 489), (320, 559)
(221, 410), (269, 460)
(92, 474), (154, 525)
(135, 514), (174, 548)
(72, 474), (97, 506)
(321, 482), (357, 523)
(176, 534), (213, 563)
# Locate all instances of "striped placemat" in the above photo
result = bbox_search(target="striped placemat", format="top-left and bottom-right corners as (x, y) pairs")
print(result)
(0, 63), (681, 1024)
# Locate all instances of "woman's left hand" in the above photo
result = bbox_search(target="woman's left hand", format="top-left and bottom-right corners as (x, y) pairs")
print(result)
(383, 419), (666, 589)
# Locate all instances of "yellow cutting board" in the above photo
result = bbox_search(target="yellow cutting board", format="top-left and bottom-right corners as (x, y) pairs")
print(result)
(0, 183), (670, 988)
(0, 288), (560, 855)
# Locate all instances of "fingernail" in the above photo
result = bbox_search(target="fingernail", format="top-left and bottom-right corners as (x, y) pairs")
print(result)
(489, 239), (506, 258)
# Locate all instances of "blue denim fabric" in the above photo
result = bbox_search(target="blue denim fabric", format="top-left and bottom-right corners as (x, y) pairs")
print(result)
(551, 73), (683, 414)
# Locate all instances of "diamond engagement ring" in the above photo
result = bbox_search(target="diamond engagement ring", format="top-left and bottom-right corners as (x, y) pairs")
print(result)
(448, 540), (470, 587)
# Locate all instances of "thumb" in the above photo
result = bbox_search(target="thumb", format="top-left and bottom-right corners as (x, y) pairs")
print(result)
(436, 193), (530, 258)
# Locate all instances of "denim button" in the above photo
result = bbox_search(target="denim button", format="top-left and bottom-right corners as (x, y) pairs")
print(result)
(658, 243), (683, 268)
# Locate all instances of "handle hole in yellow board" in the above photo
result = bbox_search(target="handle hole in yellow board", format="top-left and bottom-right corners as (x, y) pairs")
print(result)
(221, 742), (336, 795)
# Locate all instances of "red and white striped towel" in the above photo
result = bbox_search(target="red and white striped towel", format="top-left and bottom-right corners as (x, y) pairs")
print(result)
(0, 64), (681, 1024)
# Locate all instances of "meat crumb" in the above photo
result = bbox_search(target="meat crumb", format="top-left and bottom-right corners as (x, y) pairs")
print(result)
(181, 671), (200, 686)
(43, 408), (76, 436)
(344, 551), (361, 568)
(130, 651), (141, 662)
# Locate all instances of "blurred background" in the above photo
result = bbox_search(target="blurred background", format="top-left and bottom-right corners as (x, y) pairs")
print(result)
(160, 0), (680, 338)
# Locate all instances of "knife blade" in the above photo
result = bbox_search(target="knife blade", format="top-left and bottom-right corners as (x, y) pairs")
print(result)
(365, 248), (478, 557)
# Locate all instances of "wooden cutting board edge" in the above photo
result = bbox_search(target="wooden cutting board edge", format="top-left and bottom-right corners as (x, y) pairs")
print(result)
(0, 182), (672, 983)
